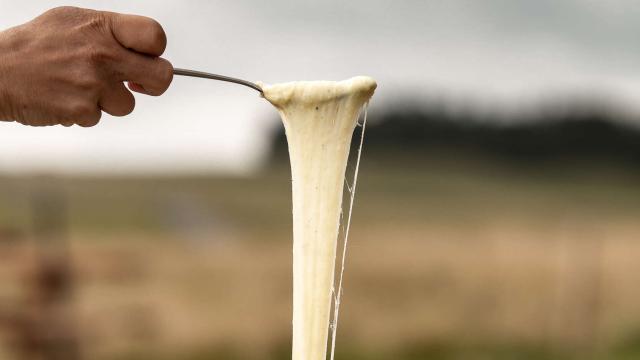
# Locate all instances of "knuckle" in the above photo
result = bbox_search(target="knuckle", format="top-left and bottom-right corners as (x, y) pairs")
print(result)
(77, 75), (101, 91)
(83, 15), (108, 33)
(45, 6), (78, 17)
(42, 6), (92, 26)
(86, 45), (117, 65)
(68, 102), (94, 119)
(86, 46), (104, 64)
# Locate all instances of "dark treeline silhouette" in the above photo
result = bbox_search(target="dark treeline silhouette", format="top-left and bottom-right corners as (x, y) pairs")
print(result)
(268, 99), (640, 167)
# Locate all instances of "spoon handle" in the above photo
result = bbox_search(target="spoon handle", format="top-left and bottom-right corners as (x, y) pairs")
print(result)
(173, 68), (262, 93)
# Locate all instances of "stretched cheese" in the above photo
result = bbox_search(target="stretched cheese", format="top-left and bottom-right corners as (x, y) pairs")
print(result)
(261, 76), (377, 360)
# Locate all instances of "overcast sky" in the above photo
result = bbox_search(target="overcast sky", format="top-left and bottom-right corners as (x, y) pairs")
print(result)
(1, 0), (640, 174)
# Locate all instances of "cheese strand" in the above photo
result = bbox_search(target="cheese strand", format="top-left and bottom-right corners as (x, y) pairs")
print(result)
(330, 104), (368, 360)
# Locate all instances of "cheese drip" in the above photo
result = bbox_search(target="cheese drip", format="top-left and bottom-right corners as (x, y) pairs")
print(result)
(261, 77), (377, 360)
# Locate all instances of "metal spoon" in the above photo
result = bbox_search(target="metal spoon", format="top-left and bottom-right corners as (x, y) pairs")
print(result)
(173, 68), (263, 94)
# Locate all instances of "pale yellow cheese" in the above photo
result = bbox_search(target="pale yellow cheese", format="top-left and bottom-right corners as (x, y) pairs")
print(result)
(260, 76), (377, 360)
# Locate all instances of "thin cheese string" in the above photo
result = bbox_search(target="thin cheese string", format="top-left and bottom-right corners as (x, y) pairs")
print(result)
(329, 103), (368, 360)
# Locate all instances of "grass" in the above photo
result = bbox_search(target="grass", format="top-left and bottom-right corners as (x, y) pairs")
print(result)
(0, 155), (640, 359)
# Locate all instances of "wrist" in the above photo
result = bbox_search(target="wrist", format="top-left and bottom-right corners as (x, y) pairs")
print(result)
(0, 26), (28, 121)
(0, 33), (11, 121)
(0, 79), (11, 123)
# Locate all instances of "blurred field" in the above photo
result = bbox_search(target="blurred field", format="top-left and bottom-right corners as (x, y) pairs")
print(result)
(0, 154), (640, 359)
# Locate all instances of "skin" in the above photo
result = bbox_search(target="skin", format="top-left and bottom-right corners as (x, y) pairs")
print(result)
(0, 6), (173, 127)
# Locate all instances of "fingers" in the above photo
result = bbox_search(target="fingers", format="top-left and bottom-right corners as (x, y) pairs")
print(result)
(99, 82), (135, 117)
(116, 52), (173, 96)
(108, 13), (167, 56)
(58, 82), (132, 127)
(103, 12), (173, 96)
(65, 11), (168, 127)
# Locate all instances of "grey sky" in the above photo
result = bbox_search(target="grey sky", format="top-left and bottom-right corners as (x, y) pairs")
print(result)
(1, 0), (640, 174)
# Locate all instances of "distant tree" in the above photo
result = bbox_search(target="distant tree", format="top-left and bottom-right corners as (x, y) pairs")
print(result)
(268, 98), (640, 166)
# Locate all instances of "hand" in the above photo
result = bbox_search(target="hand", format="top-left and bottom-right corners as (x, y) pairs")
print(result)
(0, 6), (173, 127)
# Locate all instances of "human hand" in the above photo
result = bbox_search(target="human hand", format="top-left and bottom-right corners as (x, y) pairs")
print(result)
(0, 6), (173, 127)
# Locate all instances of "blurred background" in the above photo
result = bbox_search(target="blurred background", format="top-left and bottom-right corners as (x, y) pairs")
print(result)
(1, 0), (640, 359)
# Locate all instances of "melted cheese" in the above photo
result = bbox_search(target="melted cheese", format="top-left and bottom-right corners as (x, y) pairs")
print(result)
(260, 76), (377, 360)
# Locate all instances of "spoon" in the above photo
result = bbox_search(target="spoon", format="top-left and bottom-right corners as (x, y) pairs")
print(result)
(173, 68), (263, 94)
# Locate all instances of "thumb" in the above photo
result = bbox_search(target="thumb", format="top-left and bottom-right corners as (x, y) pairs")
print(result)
(108, 12), (167, 56)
